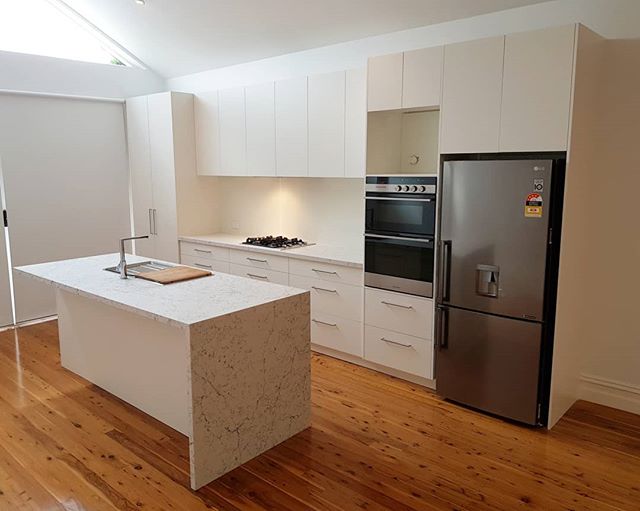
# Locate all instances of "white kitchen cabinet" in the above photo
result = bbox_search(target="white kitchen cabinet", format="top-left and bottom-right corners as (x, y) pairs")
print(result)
(440, 36), (505, 154)
(364, 325), (433, 379)
(246, 82), (276, 176)
(345, 68), (367, 177)
(500, 25), (576, 152)
(402, 46), (443, 109)
(218, 88), (247, 175)
(312, 313), (363, 357)
(367, 53), (403, 112)
(308, 71), (346, 177)
(194, 91), (221, 175)
(181, 254), (230, 274)
(275, 77), (308, 176)
(228, 263), (289, 285)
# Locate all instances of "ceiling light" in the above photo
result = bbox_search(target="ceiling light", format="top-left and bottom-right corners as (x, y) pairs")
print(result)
(135, 0), (145, 5)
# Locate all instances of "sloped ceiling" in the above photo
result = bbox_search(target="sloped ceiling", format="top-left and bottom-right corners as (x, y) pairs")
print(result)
(61, 0), (547, 78)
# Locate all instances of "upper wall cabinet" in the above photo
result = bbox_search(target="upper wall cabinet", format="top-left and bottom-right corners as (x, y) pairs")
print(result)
(194, 91), (221, 176)
(246, 82), (276, 176)
(345, 68), (367, 177)
(440, 36), (505, 154)
(499, 25), (576, 152)
(367, 53), (403, 111)
(275, 77), (308, 177)
(218, 88), (247, 175)
(402, 46), (443, 109)
(367, 47), (443, 112)
(309, 71), (346, 177)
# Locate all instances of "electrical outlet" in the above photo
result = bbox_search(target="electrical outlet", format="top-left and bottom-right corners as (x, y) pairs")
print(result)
(231, 222), (240, 231)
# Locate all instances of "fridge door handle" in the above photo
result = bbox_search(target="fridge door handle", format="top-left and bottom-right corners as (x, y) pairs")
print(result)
(435, 306), (449, 350)
(440, 240), (452, 302)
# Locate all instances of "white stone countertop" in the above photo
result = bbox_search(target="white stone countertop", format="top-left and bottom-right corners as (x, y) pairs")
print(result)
(179, 233), (364, 268)
(16, 253), (308, 328)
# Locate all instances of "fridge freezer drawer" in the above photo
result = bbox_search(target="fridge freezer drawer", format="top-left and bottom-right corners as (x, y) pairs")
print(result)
(435, 306), (543, 425)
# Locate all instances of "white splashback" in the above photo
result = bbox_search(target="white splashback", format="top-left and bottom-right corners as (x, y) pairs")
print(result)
(213, 177), (363, 247)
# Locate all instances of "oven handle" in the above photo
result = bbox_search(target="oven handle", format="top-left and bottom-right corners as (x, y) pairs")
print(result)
(365, 197), (433, 202)
(365, 233), (434, 244)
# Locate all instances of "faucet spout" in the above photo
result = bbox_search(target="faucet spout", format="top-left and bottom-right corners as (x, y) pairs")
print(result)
(116, 235), (150, 279)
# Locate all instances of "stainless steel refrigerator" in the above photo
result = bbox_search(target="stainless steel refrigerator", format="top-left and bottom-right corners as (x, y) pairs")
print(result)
(435, 155), (565, 426)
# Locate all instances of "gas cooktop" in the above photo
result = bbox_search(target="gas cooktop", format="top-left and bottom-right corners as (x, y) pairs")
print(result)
(242, 236), (313, 250)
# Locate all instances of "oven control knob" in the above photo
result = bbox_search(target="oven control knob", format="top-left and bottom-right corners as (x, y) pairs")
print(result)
(403, 185), (410, 192)
(410, 185), (418, 192)
(418, 185), (426, 192)
(395, 185), (402, 192)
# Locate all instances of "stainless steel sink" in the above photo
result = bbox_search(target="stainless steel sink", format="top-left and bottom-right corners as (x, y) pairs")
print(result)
(104, 260), (174, 277)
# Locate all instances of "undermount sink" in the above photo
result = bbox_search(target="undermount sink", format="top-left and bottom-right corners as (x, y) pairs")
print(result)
(104, 260), (174, 277)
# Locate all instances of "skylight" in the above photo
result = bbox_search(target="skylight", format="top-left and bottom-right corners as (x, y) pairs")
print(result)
(0, 0), (130, 66)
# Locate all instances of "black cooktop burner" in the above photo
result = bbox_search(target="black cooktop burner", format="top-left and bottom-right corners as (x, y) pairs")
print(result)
(242, 236), (309, 250)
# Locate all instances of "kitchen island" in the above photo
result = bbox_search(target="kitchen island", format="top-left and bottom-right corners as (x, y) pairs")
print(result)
(16, 253), (310, 490)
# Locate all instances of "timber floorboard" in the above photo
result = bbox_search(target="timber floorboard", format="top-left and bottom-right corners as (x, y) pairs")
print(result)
(0, 320), (638, 510)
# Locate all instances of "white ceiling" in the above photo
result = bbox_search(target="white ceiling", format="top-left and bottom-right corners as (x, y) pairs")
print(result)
(61, 0), (548, 78)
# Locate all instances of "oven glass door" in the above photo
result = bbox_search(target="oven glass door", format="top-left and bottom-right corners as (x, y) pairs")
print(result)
(365, 197), (435, 238)
(365, 235), (434, 297)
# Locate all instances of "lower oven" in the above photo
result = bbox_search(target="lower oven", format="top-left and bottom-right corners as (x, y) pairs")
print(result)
(364, 234), (435, 298)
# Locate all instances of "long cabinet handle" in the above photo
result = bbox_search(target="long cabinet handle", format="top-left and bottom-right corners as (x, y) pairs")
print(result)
(194, 248), (212, 254)
(381, 301), (413, 310)
(312, 319), (338, 327)
(247, 257), (268, 263)
(148, 209), (153, 235)
(380, 337), (413, 348)
(247, 273), (268, 280)
(194, 263), (212, 269)
(312, 268), (338, 275)
(312, 286), (338, 294)
(152, 209), (158, 235)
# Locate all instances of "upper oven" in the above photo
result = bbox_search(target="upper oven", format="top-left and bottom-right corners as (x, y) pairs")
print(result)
(365, 176), (437, 238)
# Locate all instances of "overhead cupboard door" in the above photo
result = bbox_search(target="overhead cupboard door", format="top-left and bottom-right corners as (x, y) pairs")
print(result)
(0, 178), (12, 327)
(0, 93), (131, 323)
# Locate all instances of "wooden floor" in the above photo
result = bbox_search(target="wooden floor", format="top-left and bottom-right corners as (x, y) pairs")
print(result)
(0, 322), (638, 510)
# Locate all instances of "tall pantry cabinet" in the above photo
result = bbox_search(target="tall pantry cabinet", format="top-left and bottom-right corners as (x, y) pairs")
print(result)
(126, 92), (217, 262)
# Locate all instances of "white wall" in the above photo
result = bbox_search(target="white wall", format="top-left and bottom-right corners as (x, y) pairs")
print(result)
(0, 50), (165, 99)
(168, 0), (640, 93)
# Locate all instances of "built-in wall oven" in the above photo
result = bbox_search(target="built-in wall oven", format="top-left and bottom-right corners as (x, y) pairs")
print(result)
(365, 176), (437, 297)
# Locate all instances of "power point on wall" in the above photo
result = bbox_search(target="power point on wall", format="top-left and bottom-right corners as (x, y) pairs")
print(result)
(231, 222), (240, 231)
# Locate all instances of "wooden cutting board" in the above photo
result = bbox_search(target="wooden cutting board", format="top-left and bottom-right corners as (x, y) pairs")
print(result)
(136, 265), (212, 285)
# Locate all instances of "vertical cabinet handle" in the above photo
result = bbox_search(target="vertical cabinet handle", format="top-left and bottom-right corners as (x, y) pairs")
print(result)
(148, 209), (153, 235)
(152, 209), (158, 235)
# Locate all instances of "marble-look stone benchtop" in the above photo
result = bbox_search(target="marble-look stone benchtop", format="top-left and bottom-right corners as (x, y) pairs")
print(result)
(179, 233), (364, 269)
(16, 253), (308, 328)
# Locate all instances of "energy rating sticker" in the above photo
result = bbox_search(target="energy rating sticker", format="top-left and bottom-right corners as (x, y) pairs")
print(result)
(525, 193), (543, 218)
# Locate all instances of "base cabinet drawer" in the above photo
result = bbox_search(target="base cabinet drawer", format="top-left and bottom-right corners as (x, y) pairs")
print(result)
(230, 249), (289, 273)
(228, 262), (289, 285)
(180, 242), (230, 261)
(289, 258), (363, 286)
(364, 325), (433, 379)
(365, 288), (433, 339)
(181, 254), (230, 274)
(311, 312), (362, 357)
(289, 274), (363, 322)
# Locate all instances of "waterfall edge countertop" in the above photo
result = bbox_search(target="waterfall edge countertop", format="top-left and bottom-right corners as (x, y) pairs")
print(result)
(179, 233), (364, 268)
(16, 253), (308, 328)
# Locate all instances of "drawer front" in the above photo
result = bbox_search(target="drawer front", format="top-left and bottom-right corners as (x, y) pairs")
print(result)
(229, 249), (289, 273)
(180, 241), (230, 261)
(364, 325), (433, 379)
(289, 258), (362, 286)
(181, 254), (230, 274)
(311, 312), (362, 357)
(228, 262), (289, 285)
(365, 288), (433, 339)
(289, 274), (362, 322)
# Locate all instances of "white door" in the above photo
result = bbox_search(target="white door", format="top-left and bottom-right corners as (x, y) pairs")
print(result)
(440, 36), (505, 154)
(245, 82), (276, 176)
(367, 53), (403, 112)
(345, 68), (367, 178)
(402, 46), (443, 109)
(0, 178), (13, 327)
(218, 88), (247, 176)
(0, 93), (131, 323)
(126, 96), (156, 257)
(147, 93), (179, 263)
(308, 71), (345, 178)
(500, 25), (576, 152)
(194, 91), (221, 176)
(275, 77), (308, 177)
